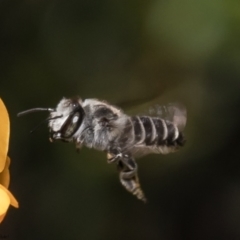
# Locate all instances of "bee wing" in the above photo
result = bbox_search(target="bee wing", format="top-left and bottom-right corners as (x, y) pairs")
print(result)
(147, 103), (187, 131)
(123, 100), (187, 131)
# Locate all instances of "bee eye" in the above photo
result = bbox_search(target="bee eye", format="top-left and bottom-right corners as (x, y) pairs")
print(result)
(60, 112), (81, 138)
(72, 115), (79, 123)
(59, 104), (85, 138)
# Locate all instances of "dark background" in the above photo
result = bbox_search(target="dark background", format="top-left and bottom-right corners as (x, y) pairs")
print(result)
(1, 0), (240, 239)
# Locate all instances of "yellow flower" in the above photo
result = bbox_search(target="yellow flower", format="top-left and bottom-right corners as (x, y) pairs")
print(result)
(0, 98), (18, 223)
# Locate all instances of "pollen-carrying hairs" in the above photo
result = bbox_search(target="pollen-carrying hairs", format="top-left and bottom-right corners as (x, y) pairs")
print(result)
(18, 97), (187, 202)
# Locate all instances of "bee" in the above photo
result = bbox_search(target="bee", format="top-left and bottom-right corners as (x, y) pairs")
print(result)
(18, 97), (187, 202)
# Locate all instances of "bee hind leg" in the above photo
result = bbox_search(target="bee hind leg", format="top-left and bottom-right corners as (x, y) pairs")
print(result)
(117, 155), (147, 203)
(107, 152), (123, 163)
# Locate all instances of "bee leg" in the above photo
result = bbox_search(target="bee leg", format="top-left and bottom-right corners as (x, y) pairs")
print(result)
(75, 138), (83, 152)
(117, 155), (147, 203)
(107, 152), (122, 163)
(106, 147), (123, 163)
(106, 150), (147, 202)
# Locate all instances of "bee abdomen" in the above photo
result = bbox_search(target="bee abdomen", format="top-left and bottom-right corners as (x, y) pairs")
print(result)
(131, 116), (184, 147)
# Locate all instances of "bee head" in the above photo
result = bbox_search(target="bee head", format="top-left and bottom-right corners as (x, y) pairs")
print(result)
(48, 97), (85, 141)
(17, 97), (85, 142)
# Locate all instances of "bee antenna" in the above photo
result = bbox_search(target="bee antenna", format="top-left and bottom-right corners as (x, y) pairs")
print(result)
(17, 108), (55, 117)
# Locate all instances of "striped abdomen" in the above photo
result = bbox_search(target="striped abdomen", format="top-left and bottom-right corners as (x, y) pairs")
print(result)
(131, 116), (185, 154)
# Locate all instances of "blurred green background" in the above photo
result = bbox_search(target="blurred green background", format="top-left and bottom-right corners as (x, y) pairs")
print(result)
(1, 0), (240, 239)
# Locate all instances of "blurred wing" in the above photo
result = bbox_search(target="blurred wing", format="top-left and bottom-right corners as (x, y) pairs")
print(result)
(117, 96), (187, 131)
(123, 101), (187, 131)
(147, 103), (187, 131)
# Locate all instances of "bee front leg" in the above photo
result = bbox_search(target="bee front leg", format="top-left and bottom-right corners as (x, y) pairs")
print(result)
(117, 155), (147, 203)
(75, 137), (84, 152)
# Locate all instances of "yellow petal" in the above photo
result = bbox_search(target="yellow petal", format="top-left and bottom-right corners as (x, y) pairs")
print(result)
(0, 187), (10, 217)
(0, 212), (6, 223)
(5, 156), (10, 168)
(0, 99), (10, 172)
(0, 185), (18, 208)
(0, 157), (10, 188)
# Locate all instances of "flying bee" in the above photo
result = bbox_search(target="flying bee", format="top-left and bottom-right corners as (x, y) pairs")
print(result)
(18, 97), (187, 202)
